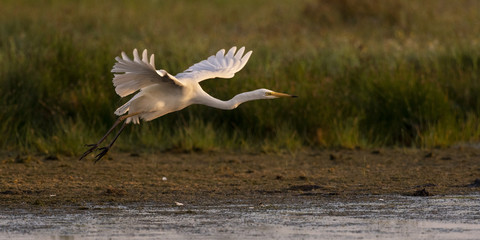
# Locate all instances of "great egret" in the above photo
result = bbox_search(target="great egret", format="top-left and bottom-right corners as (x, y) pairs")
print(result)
(80, 46), (296, 162)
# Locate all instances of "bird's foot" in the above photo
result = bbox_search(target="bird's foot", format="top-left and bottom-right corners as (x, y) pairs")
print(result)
(79, 143), (99, 160)
(94, 147), (110, 163)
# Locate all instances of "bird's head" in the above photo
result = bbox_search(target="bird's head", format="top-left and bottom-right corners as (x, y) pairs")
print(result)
(258, 88), (297, 99)
(229, 88), (297, 109)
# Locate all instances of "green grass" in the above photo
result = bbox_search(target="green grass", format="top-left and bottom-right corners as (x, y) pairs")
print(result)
(1, 0), (480, 155)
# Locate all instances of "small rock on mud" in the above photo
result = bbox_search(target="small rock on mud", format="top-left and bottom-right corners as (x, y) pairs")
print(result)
(371, 150), (380, 155)
(466, 179), (480, 187)
(411, 188), (432, 196)
(104, 187), (127, 196)
(44, 155), (59, 161)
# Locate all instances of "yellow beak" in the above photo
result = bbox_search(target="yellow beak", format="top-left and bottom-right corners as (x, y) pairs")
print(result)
(270, 91), (298, 98)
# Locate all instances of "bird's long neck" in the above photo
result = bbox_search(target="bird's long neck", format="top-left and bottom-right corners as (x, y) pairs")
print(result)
(196, 90), (263, 110)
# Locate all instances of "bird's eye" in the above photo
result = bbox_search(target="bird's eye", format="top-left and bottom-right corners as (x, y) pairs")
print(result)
(265, 92), (272, 96)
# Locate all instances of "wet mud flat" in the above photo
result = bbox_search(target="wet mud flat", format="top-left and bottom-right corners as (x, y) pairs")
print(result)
(1, 148), (480, 239)
(1, 195), (479, 239)
(0, 148), (479, 208)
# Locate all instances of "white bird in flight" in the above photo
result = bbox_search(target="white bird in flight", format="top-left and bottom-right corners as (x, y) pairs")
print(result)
(80, 46), (296, 162)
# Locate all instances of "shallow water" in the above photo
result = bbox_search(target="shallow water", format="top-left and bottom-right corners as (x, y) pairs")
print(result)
(1, 195), (479, 239)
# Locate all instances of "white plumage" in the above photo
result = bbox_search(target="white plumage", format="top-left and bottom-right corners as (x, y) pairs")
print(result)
(175, 46), (252, 81)
(81, 46), (295, 162)
(111, 47), (258, 124)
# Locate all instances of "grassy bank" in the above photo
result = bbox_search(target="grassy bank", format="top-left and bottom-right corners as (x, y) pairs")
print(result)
(1, 0), (480, 155)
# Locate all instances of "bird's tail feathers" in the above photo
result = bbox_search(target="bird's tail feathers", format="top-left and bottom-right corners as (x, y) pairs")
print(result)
(114, 104), (141, 124)
(114, 103), (129, 116)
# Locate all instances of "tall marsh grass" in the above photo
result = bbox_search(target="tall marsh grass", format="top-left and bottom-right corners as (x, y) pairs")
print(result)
(1, 0), (480, 155)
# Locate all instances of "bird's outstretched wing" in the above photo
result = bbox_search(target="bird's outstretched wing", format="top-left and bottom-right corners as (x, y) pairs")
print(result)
(175, 46), (253, 82)
(111, 49), (184, 97)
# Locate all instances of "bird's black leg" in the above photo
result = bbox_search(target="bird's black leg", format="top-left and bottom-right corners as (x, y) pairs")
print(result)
(80, 112), (141, 161)
(94, 121), (127, 163)
(79, 118), (123, 160)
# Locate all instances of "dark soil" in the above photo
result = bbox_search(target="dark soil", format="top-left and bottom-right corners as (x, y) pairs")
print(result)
(1, 148), (479, 208)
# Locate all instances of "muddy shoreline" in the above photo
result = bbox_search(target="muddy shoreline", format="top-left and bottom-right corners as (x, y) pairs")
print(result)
(1, 148), (479, 208)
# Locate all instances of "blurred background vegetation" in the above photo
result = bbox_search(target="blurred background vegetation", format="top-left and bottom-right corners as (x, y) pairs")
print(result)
(1, 0), (480, 155)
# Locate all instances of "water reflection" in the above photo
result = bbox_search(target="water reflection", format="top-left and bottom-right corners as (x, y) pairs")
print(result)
(1, 195), (479, 239)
